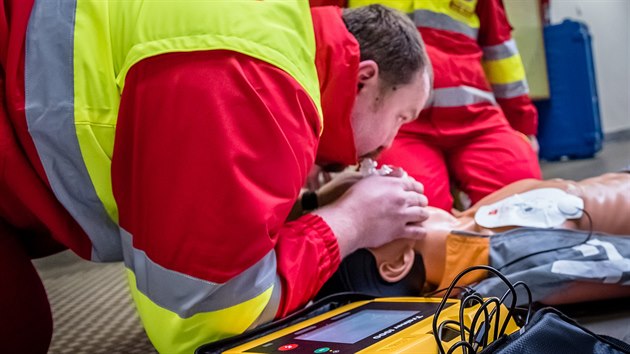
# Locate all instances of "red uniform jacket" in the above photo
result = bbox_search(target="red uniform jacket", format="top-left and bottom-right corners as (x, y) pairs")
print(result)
(1, 3), (358, 320)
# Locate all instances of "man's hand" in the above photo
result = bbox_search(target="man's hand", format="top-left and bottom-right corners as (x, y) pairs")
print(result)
(312, 174), (429, 258)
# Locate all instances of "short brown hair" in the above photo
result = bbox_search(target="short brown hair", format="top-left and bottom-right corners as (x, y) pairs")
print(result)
(342, 4), (431, 89)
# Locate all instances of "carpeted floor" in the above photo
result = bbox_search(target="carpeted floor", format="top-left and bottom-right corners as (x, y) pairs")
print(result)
(34, 253), (155, 354)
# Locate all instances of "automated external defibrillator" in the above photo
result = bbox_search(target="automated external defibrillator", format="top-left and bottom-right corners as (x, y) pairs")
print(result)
(221, 295), (520, 354)
(195, 260), (529, 354)
(204, 265), (527, 354)
(222, 296), (520, 354)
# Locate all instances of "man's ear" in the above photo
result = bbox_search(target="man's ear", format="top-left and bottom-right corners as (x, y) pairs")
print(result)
(357, 60), (379, 92)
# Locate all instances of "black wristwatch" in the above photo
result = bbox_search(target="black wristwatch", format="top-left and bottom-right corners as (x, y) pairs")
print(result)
(301, 190), (319, 211)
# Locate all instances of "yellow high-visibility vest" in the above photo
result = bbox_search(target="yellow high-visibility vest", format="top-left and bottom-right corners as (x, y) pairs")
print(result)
(24, 1), (321, 352)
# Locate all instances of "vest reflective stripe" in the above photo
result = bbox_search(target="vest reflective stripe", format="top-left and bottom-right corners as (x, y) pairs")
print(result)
(482, 39), (529, 98)
(482, 39), (519, 61)
(127, 270), (280, 354)
(492, 81), (529, 99)
(24, 0), (320, 262)
(482, 54), (527, 85)
(25, 0), (121, 262)
(120, 228), (279, 318)
(411, 10), (478, 39)
(122, 228), (281, 353)
(429, 86), (496, 108)
(349, 0), (480, 39)
(246, 278), (282, 331)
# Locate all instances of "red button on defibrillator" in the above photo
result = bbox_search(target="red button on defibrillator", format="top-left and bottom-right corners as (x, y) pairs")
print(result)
(278, 343), (299, 351)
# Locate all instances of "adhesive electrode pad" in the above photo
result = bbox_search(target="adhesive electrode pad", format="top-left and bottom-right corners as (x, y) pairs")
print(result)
(475, 188), (584, 228)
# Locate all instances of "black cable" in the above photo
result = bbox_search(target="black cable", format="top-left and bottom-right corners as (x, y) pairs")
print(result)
(424, 285), (475, 297)
(447, 340), (476, 354)
(437, 320), (470, 344)
(468, 297), (501, 347)
(510, 281), (533, 326)
(498, 208), (594, 271)
(459, 293), (484, 344)
(432, 265), (518, 354)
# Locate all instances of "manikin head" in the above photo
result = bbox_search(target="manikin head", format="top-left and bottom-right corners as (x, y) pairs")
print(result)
(316, 207), (460, 298)
(368, 206), (466, 283)
(342, 5), (432, 160)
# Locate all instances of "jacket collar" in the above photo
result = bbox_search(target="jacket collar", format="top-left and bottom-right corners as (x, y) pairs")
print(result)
(312, 6), (359, 168)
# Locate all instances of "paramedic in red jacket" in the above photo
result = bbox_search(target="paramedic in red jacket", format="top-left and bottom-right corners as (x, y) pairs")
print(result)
(0, 2), (431, 353)
(314, 0), (542, 211)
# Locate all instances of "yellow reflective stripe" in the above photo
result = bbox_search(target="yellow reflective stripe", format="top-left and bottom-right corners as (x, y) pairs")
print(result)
(482, 55), (527, 85)
(127, 269), (273, 354)
(349, 0), (480, 30)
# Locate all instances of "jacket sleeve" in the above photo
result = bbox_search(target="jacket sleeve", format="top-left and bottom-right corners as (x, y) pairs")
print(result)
(477, 0), (538, 135)
(309, 0), (347, 6)
(112, 50), (341, 353)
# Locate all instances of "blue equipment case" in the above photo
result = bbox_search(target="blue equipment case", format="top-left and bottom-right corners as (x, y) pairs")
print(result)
(534, 20), (603, 160)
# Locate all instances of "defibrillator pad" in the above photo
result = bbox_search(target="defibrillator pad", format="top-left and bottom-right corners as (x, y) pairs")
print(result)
(475, 188), (584, 228)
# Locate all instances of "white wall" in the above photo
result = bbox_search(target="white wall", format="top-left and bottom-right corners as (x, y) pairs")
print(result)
(550, 0), (630, 133)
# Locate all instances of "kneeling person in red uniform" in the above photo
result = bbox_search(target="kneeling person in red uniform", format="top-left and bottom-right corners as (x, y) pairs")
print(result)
(314, 0), (543, 211)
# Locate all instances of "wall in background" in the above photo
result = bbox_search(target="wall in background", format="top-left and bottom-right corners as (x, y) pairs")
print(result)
(549, 0), (630, 133)
(504, 0), (549, 100)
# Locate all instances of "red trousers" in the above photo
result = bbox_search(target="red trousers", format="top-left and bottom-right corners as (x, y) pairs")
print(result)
(379, 123), (541, 211)
(0, 77), (68, 354)
(0, 221), (53, 354)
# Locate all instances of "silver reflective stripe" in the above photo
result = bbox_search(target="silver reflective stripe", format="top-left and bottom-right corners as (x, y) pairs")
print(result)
(411, 10), (478, 39)
(492, 81), (529, 99)
(246, 275), (282, 331)
(121, 228), (278, 318)
(430, 86), (496, 108)
(25, 0), (121, 262)
(482, 39), (518, 61)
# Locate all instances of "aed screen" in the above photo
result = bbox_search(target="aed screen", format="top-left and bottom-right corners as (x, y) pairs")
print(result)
(295, 309), (418, 344)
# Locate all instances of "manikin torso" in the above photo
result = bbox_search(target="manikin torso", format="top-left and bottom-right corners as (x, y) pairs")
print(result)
(369, 173), (630, 295)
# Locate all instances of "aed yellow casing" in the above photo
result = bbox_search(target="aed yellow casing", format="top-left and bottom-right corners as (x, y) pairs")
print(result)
(224, 297), (520, 354)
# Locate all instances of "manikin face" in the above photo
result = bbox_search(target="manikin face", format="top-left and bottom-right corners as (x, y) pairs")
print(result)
(351, 60), (431, 159)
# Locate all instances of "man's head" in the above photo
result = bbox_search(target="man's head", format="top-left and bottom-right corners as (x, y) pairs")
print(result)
(342, 4), (432, 159)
